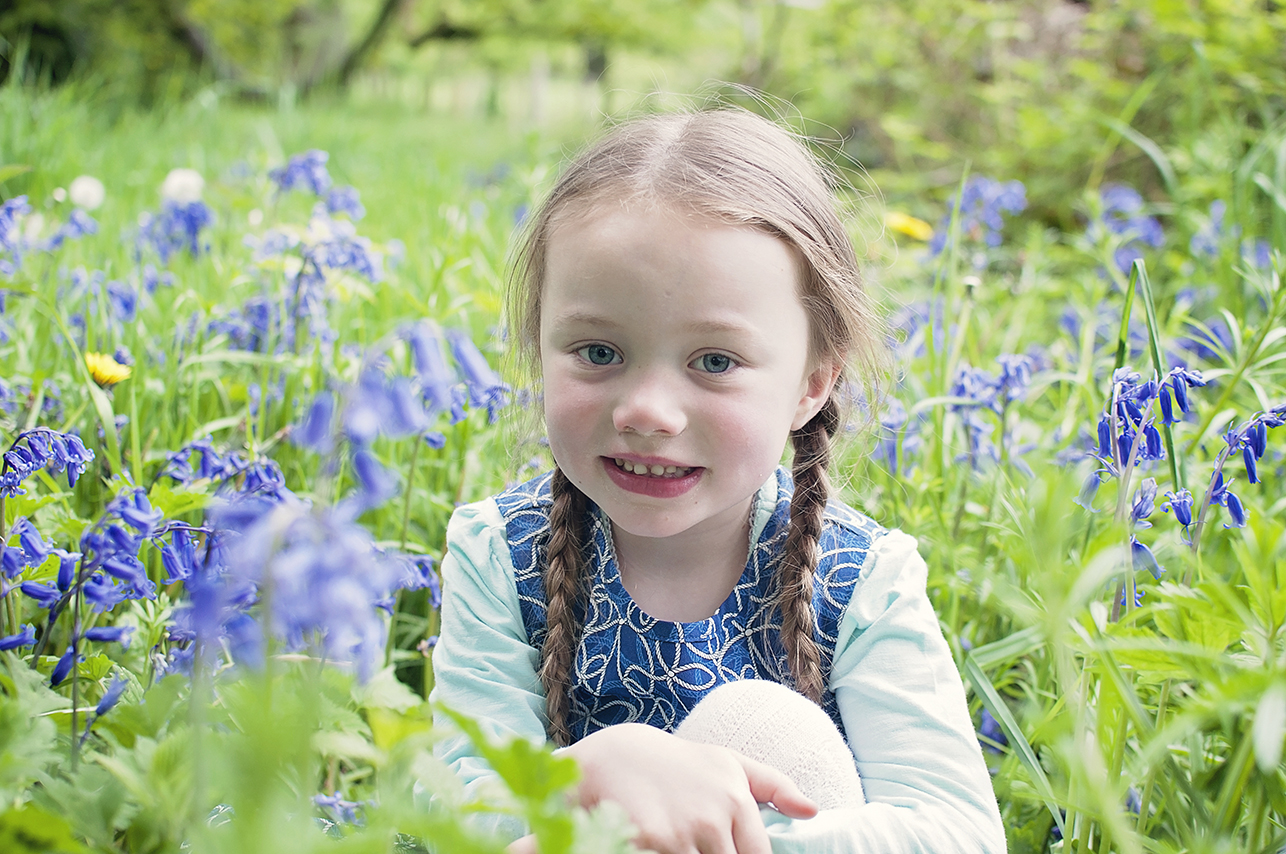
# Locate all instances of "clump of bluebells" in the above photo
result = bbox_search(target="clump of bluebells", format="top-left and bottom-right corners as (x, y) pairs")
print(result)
(0, 195), (100, 277)
(0, 427), (95, 497)
(1189, 199), (1275, 271)
(1088, 185), (1165, 276)
(1074, 367), (1206, 607)
(1172, 404), (1286, 551)
(930, 176), (1027, 262)
(949, 354), (1036, 470)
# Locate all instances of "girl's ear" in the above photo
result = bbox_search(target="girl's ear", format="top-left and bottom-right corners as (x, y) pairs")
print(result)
(791, 358), (843, 431)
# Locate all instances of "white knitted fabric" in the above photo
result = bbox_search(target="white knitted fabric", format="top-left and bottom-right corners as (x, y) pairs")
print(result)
(674, 680), (865, 810)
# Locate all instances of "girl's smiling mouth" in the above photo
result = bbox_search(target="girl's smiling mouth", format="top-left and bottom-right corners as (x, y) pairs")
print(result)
(602, 457), (703, 497)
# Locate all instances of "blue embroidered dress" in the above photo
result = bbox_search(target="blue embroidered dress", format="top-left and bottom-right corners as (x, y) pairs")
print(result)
(493, 468), (884, 741)
(430, 469), (1006, 852)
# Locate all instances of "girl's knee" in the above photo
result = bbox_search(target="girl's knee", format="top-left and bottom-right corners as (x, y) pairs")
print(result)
(675, 680), (865, 810)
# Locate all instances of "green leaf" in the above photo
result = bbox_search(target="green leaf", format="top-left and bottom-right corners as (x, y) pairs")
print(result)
(0, 164), (32, 184)
(0, 802), (90, 854)
(146, 478), (212, 520)
(353, 666), (423, 713)
(1096, 115), (1178, 196)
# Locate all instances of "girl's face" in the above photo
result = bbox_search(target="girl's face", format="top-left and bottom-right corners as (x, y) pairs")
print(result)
(539, 204), (838, 544)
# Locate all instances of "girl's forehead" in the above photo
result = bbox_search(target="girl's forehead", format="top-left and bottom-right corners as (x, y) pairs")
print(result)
(540, 206), (809, 340)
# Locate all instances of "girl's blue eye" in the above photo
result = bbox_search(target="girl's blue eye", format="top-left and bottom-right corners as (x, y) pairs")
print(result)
(694, 353), (734, 374)
(579, 344), (621, 366)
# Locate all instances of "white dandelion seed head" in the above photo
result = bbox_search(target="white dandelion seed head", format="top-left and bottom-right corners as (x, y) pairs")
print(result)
(161, 168), (205, 204)
(69, 175), (106, 210)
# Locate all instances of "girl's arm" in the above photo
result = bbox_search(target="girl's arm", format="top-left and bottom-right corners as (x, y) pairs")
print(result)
(430, 499), (817, 852)
(757, 528), (1007, 853)
(429, 499), (549, 840)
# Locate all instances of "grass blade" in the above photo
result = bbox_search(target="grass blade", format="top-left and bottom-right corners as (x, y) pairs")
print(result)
(1132, 259), (1182, 489)
(965, 654), (1066, 838)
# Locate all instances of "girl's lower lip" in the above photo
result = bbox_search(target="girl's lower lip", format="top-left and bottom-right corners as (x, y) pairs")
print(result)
(602, 458), (703, 498)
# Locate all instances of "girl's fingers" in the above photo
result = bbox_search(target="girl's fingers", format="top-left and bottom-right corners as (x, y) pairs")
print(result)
(728, 797), (774, 854)
(732, 753), (819, 820)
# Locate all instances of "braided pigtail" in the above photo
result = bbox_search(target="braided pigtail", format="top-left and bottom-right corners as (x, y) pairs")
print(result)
(541, 467), (590, 746)
(779, 396), (840, 704)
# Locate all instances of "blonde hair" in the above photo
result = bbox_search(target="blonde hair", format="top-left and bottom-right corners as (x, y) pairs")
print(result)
(505, 108), (887, 746)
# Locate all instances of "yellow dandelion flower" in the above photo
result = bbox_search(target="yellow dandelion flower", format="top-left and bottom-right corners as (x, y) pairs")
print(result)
(85, 352), (131, 387)
(885, 211), (935, 242)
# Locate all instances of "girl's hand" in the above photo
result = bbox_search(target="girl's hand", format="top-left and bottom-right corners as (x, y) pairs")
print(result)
(555, 722), (818, 854)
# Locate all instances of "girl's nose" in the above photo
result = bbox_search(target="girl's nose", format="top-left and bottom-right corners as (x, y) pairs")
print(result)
(613, 370), (687, 436)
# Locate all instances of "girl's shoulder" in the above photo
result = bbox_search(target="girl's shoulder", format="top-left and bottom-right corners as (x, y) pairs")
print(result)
(490, 469), (557, 516)
(820, 495), (888, 546)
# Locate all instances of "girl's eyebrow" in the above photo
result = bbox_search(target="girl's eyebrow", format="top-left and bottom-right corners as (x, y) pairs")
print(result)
(548, 310), (619, 328)
(550, 310), (752, 337)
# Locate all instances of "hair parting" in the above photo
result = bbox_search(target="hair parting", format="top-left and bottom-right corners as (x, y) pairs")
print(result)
(541, 466), (590, 746)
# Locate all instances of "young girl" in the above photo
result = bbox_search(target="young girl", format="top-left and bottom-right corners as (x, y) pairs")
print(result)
(430, 108), (1006, 853)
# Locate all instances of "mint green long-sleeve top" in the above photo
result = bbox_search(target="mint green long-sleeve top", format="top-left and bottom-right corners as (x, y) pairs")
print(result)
(429, 474), (1006, 852)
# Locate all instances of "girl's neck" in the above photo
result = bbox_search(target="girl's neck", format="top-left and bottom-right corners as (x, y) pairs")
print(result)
(610, 496), (754, 623)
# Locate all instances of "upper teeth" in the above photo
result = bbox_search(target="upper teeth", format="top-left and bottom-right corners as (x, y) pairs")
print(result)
(614, 458), (692, 478)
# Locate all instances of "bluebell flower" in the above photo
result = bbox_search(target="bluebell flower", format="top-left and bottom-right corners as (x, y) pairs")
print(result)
(351, 449), (399, 509)
(117, 489), (163, 536)
(106, 279), (138, 324)
(1130, 478), (1157, 528)
(54, 549), (79, 592)
(405, 322), (459, 419)
(1073, 468), (1105, 511)
(325, 186), (365, 220)
(295, 391), (335, 454)
(307, 226), (382, 282)
(314, 793), (365, 825)
(400, 554), (440, 608)
(344, 368), (430, 445)
(160, 527), (200, 584)
(1189, 200), (1225, 258)
(82, 572), (127, 612)
(50, 645), (77, 687)
(1, 427), (95, 496)
(41, 208), (98, 252)
(978, 707), (1007, 753)
(270, 150), (332, 196)
(19, 581), (61, 609)
(0, 195), (32, 276)
(137, 200), (215, 263)
(930, 176), (1027, 256)
(447, 329), (509, 422)
(101, 555), (156, 600)
(211, 492), (407, 681)
(2, 543), (27, 579)
(246, 229), (301, 261)
(82, 626), (134, 647)
(13, 518), (52, 566)
(1093, 184), (1165, 275)
(1130, 535), (1164, 579)
(1162, 488), (1194, 528)
(94, 676), (129, 717)
(0, 623), (35, 650)
(140, 263), (173, 294)
(1242, 239), (1273, 270)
